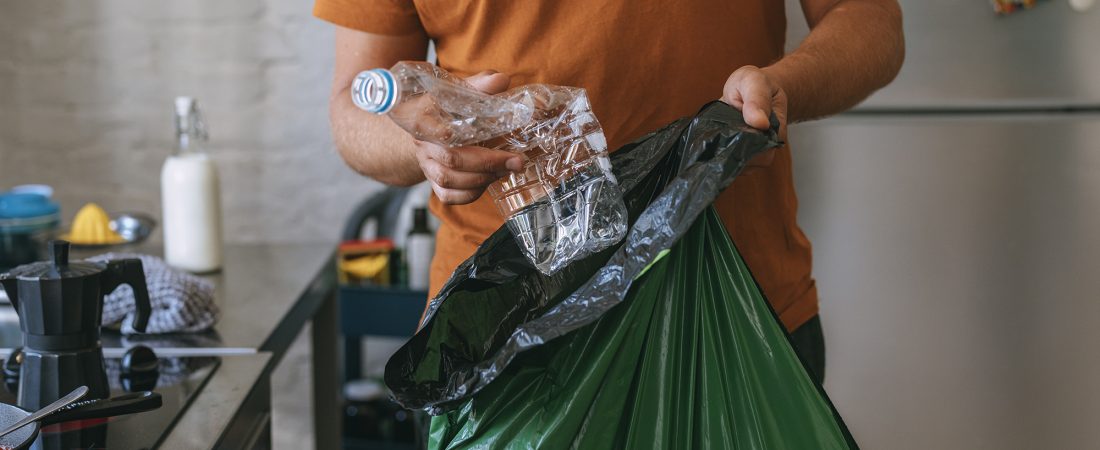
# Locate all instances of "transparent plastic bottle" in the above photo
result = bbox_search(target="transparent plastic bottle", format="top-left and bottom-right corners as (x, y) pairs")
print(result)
(352, 62), (627, 274)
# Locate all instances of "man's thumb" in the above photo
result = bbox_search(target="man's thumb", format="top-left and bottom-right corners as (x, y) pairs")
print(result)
(466, 71), (511, 95)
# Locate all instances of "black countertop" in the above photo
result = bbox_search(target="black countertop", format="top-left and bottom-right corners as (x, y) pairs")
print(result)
(0, 242), (335, 357)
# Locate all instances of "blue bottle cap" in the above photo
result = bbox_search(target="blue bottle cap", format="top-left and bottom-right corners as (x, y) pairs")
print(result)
(351, 68), (398, 114)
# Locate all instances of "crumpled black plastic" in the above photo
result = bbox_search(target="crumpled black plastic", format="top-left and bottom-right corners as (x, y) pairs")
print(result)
(385, 101), (781, 414)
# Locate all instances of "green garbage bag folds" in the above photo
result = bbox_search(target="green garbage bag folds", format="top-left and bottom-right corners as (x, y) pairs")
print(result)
(385, 101), (857, 448)
(429, 209), (854, 449)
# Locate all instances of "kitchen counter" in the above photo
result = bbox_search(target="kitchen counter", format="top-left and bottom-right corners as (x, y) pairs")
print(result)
(0, 243), (341, 449)
(160, 352), (274, 450)
(2, 242), (335, 354)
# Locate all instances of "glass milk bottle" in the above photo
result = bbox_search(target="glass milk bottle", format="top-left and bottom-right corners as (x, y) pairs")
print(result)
(161, 97), (223, 273)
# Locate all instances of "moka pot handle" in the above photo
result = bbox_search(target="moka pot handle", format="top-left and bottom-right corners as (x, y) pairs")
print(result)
(103, 259), (152, 333)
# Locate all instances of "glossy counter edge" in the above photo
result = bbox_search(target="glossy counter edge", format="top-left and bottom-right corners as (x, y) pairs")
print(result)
(159, 352), (273, 450)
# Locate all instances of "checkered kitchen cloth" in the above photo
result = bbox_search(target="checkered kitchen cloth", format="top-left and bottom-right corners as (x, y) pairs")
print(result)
(88, 253), (220, 334)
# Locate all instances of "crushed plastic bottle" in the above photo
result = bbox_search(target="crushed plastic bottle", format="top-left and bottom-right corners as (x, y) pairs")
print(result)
(352, 62), (627, 274)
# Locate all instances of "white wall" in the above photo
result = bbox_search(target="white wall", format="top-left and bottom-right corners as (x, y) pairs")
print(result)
(0, 0), (381, 244)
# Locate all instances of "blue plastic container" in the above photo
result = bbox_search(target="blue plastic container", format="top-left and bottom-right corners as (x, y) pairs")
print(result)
(0, 191), (61, 271)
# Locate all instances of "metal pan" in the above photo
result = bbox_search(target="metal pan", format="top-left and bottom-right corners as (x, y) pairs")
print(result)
(0, 392), (161, 450)
(0, 403), (38, 450)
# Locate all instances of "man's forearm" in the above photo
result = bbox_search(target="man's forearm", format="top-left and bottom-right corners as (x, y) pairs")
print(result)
(330, 86), (426, 186)
(765, 0), (904, 123)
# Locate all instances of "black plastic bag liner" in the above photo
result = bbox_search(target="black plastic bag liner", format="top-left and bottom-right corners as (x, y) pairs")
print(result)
(387, 101), (787, 411)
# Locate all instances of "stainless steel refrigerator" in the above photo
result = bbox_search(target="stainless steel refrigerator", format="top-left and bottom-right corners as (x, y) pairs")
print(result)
(783, 1), (1100, 448)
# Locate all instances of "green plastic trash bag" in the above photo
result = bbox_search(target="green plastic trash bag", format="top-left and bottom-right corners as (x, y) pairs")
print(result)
(428, 209), (854, 449)
(385, 102), (857, 448)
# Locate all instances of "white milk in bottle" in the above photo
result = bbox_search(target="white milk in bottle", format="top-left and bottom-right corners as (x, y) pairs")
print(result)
(161, 97), (223, 273)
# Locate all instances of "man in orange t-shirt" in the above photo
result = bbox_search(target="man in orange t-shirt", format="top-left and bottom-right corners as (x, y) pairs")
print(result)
(315, 0), (904, 381)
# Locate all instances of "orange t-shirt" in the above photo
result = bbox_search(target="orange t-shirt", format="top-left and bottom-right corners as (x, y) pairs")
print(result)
(315, 0), (818, 331)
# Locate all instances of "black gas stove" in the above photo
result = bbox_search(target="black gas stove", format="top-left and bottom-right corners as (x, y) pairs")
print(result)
(0, 355), (219, 449)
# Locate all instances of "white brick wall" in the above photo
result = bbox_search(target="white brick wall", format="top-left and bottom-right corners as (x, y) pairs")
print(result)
(0, 0), (383, 244)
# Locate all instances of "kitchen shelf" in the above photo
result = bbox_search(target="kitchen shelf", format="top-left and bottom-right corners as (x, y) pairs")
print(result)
(338, 285), (426, 339)
(339, 284), (427, 449)
(339, 285), (426, 383)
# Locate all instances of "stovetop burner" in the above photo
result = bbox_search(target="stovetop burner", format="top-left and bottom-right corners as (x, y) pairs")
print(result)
(0, 355), (219, 449)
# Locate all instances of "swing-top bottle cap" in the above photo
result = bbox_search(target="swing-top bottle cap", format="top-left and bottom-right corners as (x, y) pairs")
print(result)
(175, 96), (196, 117)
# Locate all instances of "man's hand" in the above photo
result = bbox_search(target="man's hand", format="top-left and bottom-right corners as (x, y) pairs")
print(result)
(414, 71), (524, 205)
(721, 65), (788, 136)
(722, 65), (788, 168)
